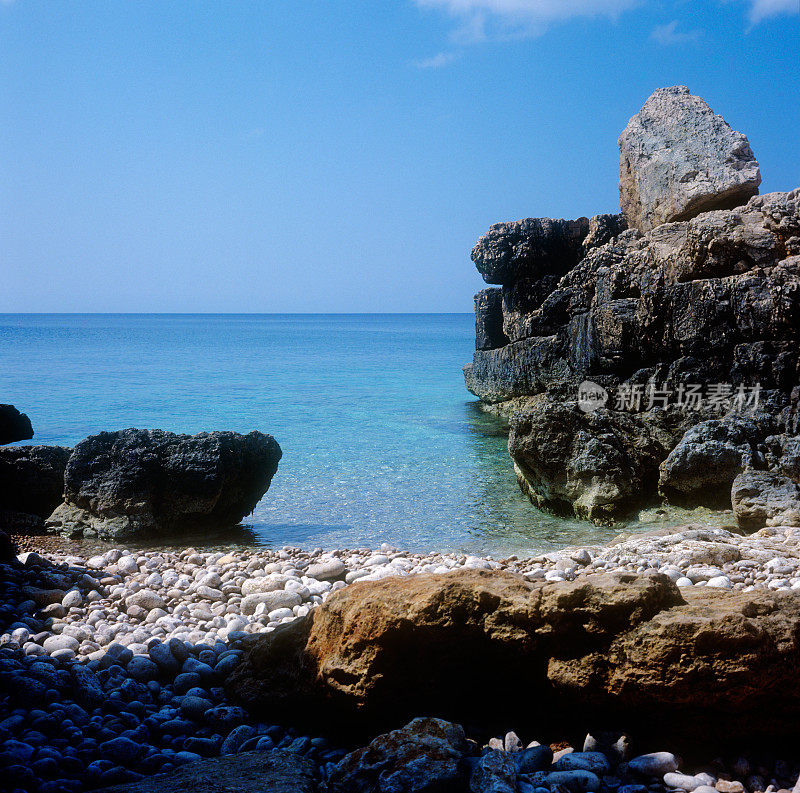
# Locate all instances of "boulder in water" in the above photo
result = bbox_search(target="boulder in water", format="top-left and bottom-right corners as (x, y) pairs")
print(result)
(46, 428), (281, 539)
(0, 404), (34, 445)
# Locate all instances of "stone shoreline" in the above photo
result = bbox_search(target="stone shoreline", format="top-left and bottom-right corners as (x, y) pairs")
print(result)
(2, 526), (800, 791)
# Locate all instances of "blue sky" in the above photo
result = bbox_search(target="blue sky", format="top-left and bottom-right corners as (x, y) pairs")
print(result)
(1, 1), (798, 312)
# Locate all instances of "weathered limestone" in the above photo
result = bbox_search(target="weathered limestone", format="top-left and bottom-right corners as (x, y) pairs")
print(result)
(618, 86), (761, 233)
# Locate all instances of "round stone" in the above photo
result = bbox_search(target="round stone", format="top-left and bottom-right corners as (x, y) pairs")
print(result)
(42, 635), (80, 654)
(61, 590), (83, 609)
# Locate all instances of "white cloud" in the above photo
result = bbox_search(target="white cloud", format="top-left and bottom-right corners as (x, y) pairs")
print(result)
(650, 20), (702, 45)
(745, 0), (799, 24)
(413, 0), (642, 41)
(415, 51), (459, 68)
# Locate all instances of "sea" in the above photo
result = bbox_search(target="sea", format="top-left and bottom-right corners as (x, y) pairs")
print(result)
(0, 314), (728, 556)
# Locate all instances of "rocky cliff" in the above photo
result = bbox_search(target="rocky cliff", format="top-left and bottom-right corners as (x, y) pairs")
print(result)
(464, 87), (800, 524)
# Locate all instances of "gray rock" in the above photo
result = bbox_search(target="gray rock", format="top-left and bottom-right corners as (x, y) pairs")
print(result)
(0, 445), (72, 518)
(583, 213), (627, 252)
(664, 772), (708, 791)
(471, 216), (590, 286)
(470, 748), (517, 793)
(125, 590), (166, 612)
(42, 635), (79, 654)
(305, 558), (348, 581)
(0, 405), (34, 445)
(619, 86), (760, 233)
(117, 556), (139, 575)
(659, 415), (773, 504)
(61, 590), (82, 609)
(241, 589), (302, 616)
(731, 470), (800, 531)
(509, 401), (681, 522)
(45, 428), (282, 539)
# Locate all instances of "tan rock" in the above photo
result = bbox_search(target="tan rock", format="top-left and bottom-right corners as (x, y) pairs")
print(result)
(227, 569), (800, 745)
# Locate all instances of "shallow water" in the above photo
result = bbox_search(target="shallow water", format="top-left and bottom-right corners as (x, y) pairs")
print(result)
(1, 314), (730, 556)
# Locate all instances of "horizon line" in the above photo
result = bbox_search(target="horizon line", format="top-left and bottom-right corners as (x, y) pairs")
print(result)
(0, 311), (475, 316)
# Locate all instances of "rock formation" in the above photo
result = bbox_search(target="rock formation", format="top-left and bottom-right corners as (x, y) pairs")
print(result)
(226, 569), (800, 747)
(45, 429), (282, 539)
(0, 445), (72, 519)
(0, 404), (34, 445)
(464, 86), (800, 524)
(619, 86), (761, 233)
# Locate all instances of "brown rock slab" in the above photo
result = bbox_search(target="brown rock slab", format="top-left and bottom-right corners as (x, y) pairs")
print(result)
(227, 570), (800, 747)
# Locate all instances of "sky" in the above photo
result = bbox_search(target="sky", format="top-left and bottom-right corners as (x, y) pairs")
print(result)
(1, 1), (798, 313)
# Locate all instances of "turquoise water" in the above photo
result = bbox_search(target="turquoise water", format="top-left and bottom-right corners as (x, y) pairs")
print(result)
(1, 314), (722, 555)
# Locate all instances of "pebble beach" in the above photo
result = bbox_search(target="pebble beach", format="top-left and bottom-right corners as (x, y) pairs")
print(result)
(2, 526), (800, 792)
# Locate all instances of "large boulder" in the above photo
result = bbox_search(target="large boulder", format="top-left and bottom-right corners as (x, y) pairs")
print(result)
(95, 750), (318, 793)
(226, 569), (800, 746)
(618, 86), (761, 233)
(731, 470), (800, 531)
(0, 445), (72, 518)
(0, 404), (33, 445)
(45, 428), (281, 539)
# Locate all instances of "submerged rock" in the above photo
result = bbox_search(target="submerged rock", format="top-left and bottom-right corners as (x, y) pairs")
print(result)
(0, 404), (34, 445)
(618, 86), (761, 233)
(46, 428), (282, 539)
